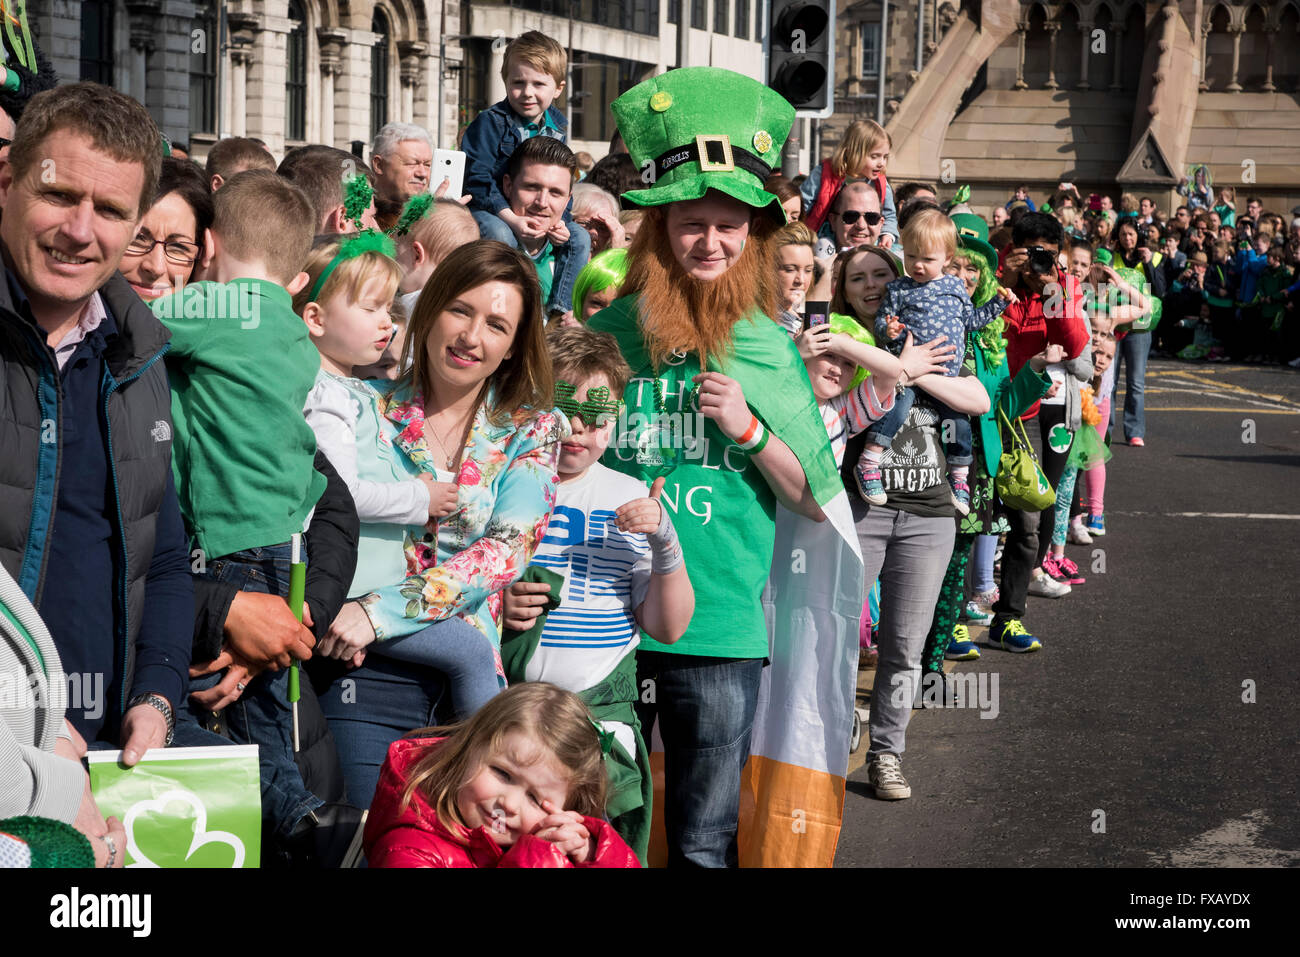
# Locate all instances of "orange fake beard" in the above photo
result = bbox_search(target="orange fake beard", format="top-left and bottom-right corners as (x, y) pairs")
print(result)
(620, 207), (778, 369)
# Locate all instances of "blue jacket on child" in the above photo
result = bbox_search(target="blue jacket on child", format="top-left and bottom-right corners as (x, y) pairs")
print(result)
(462, 100), (569, 217)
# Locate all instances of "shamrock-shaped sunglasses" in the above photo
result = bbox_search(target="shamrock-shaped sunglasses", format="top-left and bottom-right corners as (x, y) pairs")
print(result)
(556, 380), (624, 427)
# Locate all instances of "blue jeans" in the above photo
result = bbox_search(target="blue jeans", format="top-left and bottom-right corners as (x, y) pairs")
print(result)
(851, 499), (955, 757)
(634, 651), (764, 868)
(317, 654), (451, 809)
(470, 206), (591, 316)
(1116, 331), (1151, 440)
(189, 543), (323, 838)
(864, 387), (973, 466)
(971, 533), (998, 594)
(371, 616), (501, 721)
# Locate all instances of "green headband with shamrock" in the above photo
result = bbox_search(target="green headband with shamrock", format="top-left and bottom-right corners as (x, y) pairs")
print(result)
(390, 192), (434, 237)
(307, 229), (397, 304)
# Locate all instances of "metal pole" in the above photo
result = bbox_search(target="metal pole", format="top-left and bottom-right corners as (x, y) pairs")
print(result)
(877, 0), (888, 126)
(216, 4), (226, 141)
(437, 0), (445, 150)
(916, 0), (925, 72)
(678, 0), (690, 69)
(566, 1), (574, 133)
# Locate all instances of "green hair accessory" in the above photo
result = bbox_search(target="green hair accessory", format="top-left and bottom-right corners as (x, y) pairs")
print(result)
(390, 192), (434, 237)
(307, 229), (397, 304)
(342, 173), (375, 233)
(953, 184), (971, 205)
(827, 312), (877, 391)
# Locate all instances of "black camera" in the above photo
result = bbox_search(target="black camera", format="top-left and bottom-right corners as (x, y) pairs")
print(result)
(1026, 245), (1057, 275)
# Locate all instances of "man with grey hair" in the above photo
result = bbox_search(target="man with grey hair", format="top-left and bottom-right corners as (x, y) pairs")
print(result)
(370, 121), (433, 206)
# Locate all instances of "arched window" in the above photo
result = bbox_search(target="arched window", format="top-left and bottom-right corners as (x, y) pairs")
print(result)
(370, 8), (391, 140)
(189, 1), (219, 135)
(286, 0), (308, 141)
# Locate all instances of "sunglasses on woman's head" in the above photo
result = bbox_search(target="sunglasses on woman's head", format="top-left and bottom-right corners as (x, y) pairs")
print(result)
(840, 210), (882, 227)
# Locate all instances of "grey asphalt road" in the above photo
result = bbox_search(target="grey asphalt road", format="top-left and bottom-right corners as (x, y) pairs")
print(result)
(835, 358), (1300, 867)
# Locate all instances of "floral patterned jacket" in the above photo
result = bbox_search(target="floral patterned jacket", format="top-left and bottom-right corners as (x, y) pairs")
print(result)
(356, 381), (566, 645)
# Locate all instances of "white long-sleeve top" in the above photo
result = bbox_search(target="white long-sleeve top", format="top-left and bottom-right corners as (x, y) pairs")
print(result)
(303, 370), (431, 525)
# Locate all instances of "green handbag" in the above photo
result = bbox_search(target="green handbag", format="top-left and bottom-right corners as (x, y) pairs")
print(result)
(995, 407), (1055, 511)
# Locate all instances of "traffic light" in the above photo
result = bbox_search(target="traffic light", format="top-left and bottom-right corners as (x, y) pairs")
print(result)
(765, 0), (836, 118)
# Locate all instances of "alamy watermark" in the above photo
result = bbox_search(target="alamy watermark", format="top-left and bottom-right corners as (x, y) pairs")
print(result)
(0, 670), (104, 720)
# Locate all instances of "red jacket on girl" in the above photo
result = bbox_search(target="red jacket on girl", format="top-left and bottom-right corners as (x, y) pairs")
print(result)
(363, 737), (642, 868)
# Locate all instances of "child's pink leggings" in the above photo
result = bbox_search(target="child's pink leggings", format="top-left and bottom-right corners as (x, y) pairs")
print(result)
(1084, 395), (1111, 515)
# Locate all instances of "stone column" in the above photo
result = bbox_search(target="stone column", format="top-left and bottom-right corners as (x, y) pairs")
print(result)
(1111, 25), (1125, 91)
(231, 49), (251, 137)
(1044, 21), (1061, 90)
(489, 43), (507, 103)
(1199, 23), (1210, 90)
(399, 41), (428, 125)
(1078, 20), (1092, 90)
(1013, 24), (1028, 90)
(1226, 23), (1244, 92)
(319, 30), (347, 149)
(129, 30), (152, 105)
(1262, 25), (1276, 93)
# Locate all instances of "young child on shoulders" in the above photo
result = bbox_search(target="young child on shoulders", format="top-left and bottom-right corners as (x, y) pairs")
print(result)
(499, 325), (693, 864)
(861, 209), (1015, 513)
(801, 119), (898, 247)
(460, 30), (590, 318)
(296, 234), (501, 719)
(364, 682), (641, 867)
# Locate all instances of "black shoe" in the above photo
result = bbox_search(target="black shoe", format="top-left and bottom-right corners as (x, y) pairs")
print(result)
(283, 803), (367, 868)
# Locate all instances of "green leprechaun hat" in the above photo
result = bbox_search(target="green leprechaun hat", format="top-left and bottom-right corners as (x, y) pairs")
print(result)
(950, 212), (998, 271)
(611, 67), (795, 223)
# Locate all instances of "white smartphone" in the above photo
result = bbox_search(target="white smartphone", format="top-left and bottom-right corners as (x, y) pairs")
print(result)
(432, 149), (465, 199)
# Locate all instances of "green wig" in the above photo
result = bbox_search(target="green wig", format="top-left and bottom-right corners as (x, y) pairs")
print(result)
(952, 246), (1007, 370)
(572, 247), (630, 317)
(828, 312), (877, 391)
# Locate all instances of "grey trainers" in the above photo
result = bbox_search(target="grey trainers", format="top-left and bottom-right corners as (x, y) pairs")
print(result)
(867, 753), (912, 800)
(1028, 568), (1071, 598)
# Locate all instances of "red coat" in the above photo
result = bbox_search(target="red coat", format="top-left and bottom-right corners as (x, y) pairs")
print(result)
(363, 737), (641, 868)
(996, 248), (1091, 420)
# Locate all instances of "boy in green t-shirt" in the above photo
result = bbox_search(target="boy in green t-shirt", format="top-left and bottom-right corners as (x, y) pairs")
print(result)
(150, 169), (337, 850)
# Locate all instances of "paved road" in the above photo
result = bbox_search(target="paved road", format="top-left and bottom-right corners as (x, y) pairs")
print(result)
(835, 358), (1300, 867)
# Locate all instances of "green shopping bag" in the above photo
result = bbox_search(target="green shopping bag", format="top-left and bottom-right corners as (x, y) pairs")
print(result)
(87, 745), (261, 868)
(995, 407), (1055, 511)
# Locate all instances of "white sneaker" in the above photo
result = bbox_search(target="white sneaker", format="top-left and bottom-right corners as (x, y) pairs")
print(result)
(867, 753), (911, 800)
(1028, 568), (1071, 598)
(1289, 356), (1300, 369)
(1067, 521), (1093, 545)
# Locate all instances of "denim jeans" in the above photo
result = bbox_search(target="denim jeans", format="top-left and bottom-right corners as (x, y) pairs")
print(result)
(316, 654), (451, 809)
(470, 207), (591, 316)
(189, 543), (323, 838)
(371, 616), (501, 721)
(851, 499), (955, 757)
(864, 387), (973, 466)
(1116, 331), (1151, 440)
(634, 651), (764, 868)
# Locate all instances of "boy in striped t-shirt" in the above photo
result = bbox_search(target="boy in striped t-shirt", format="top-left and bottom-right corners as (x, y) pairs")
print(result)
(501, 326), (694, 863)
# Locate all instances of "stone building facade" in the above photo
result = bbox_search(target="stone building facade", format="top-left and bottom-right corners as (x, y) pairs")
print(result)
(28, 0), (811, 169)
(823, 0), (1300, 216)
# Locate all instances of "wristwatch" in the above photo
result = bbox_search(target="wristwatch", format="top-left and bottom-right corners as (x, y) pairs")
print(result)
(127, 692), (175, 747)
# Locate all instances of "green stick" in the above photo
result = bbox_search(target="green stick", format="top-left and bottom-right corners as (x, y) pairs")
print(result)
(288, 533), (306, 752)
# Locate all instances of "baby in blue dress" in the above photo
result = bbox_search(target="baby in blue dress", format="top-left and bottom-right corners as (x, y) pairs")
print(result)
(859, 209), (1012, 513)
